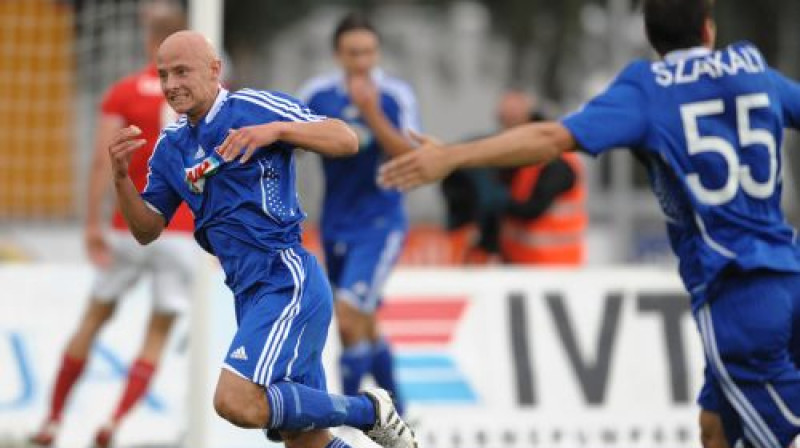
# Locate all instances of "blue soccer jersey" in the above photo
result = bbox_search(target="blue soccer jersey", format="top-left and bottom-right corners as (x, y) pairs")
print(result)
(141, 87), (325, 296)
(562, 42), (800, 310)
(298, 69), (421, 240)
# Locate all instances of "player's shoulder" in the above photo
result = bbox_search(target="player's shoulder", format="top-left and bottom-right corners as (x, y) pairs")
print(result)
(297, 72), (341, 103)
(228, 88), (307, 115)
(615, 59), (654, 83)
(229, 87), (302, 105)
(377, 72), (416, 101)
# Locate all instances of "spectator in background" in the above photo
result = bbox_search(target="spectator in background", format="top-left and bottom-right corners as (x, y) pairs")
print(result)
(496, 90), (587, 265)
(298, 12), (420, 416)
(29, 3), (196, 447)
(441, 90), (586, 265)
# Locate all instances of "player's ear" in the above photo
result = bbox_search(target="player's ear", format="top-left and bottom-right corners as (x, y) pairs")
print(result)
(210, 58), (222, 80)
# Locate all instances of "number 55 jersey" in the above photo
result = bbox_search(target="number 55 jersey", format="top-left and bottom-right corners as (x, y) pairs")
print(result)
(561, 41), (800, 310)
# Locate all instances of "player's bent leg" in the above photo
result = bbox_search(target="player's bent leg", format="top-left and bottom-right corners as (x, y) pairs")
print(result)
(700, 410), (731, 448)
(214, 368), (271, 428)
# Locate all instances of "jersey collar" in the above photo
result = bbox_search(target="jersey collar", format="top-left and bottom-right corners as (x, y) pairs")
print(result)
(664, 46), (712, 65)
(204, 86), (229, 124)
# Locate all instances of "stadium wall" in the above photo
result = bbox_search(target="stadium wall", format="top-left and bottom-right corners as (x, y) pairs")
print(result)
(0, 265), (701, 448)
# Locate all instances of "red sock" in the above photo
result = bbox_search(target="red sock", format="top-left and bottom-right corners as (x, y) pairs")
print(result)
(111, 359), (156, 424)
(48, 354), (87, 423)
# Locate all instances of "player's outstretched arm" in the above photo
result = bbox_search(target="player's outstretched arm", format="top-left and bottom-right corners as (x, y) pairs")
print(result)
(379, 121), (576, 191)
(217, 119), (358, 163)
(109, 126), (166, 245)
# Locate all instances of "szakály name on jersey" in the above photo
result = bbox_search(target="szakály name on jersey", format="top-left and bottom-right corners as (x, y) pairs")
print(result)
(652, 44), (766, 87)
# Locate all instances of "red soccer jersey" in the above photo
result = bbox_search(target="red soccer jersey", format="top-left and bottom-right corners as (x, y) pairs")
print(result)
(100, 64), (193, 232)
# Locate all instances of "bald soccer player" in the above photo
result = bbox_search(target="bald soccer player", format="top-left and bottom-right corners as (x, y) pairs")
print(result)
(108, 31), (418, 448)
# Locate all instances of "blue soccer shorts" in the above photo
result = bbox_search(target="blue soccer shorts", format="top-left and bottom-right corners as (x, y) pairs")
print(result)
(322, 229), (406, 314)
(223, 246), (333, 390)
(696, 270), (800, 448)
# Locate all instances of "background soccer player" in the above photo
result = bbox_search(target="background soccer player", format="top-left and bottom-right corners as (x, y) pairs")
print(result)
(298, 12), (421, 416)
(29, 3), (195, 447)
(108, 30), (417, 448)
(380, 0), (800, 446)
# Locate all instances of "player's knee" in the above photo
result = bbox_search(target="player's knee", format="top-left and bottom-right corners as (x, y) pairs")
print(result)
(213, 388), (266, 428)
(213, 374), (269, 428)
(335, 301), (368, 345)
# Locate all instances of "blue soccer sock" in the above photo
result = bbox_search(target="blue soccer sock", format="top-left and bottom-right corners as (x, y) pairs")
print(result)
(265, 381), (376, 431)
(339, 341), (372, 396)
(325, 437), (353, 448)
(370, 338), (405, 415)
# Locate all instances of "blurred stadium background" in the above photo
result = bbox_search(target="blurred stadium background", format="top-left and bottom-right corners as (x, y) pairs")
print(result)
(2, 0), (800, 447)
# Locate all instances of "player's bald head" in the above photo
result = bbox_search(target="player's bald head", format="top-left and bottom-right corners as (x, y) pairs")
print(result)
(156, 30), (222, 123)
(158, 30), (219, 65)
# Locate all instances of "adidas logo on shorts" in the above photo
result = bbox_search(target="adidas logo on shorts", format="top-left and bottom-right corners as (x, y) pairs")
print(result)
(230, 346), (248, 361)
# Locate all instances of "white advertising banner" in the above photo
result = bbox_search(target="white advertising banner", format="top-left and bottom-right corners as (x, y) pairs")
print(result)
(0, 264), (702, 448)
(382, 268), (702, 448)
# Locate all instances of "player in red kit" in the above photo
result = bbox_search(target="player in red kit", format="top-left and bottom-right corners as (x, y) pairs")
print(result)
(29, 3), (196, 447)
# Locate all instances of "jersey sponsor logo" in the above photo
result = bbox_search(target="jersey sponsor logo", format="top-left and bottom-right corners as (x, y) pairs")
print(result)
(184, 155), (222, 194)
(230, 346), (248, 361)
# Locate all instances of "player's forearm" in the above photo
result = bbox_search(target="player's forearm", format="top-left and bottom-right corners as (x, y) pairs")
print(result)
(450, 122), (574, 169)
(360, 106), (414, 157)
(278, 119), (358, 157)
(113, 177), (165, 245)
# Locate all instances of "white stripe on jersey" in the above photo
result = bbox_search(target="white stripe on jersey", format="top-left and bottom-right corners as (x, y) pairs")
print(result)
(241, 88), (314, 118)
(232, 90), (324, 122)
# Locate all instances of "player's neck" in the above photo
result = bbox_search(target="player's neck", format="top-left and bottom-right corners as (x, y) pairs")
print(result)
(187, 86), (221, 126)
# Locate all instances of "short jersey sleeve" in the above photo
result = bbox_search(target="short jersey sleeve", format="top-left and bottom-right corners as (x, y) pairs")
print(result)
(141, 135), (182, 224)
(232, 88), (327, 124)
(768, 69), (800, 129)
(100, 79), (129, 119)
(561, 63), (649, 156)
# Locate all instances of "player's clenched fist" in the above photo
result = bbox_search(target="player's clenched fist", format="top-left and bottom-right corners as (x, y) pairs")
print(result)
(217, 123), (283, 164)
(378, 130), (452, 191)
(108, 125), (146, 180)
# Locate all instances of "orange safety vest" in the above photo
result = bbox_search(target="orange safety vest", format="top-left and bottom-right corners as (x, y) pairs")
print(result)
(500, 153), (588, 265)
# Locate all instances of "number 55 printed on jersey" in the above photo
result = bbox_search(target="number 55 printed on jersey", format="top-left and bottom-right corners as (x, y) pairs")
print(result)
(680, 93), (777, 205)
